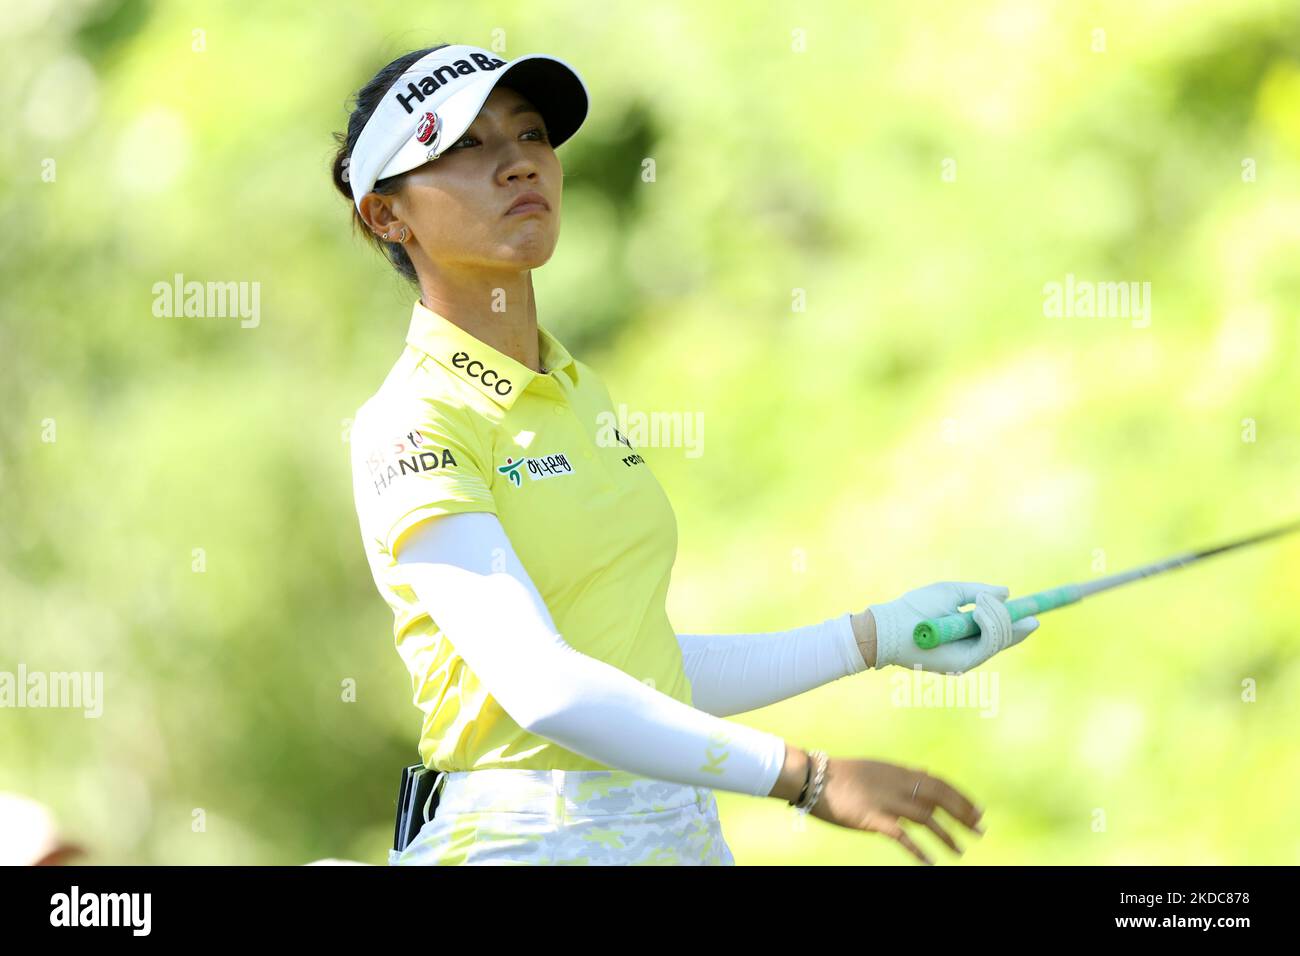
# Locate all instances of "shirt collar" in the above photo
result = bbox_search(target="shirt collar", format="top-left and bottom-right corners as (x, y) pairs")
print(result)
(404, 298), (578, 410)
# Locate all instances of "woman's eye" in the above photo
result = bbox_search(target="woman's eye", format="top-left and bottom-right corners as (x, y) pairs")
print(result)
(450, 128), (548, 149)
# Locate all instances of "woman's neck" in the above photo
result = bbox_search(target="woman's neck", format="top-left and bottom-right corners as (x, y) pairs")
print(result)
(417, 268), (543, 373)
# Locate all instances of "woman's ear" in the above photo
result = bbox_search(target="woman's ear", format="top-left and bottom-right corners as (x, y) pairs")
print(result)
(359, 192), (400, 239)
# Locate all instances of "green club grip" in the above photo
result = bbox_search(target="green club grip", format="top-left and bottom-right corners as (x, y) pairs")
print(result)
(912, 585), (1083, 649)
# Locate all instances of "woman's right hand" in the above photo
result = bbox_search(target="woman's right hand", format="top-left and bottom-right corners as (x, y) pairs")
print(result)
(869, 581), (1040, 674)
(773, 751), (985, 865)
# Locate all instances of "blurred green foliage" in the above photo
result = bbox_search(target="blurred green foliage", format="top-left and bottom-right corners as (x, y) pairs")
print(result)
(2, 0), (1298, 865)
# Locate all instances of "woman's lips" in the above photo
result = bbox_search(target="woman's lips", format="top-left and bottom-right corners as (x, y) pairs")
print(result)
(505, 192), (550, 216)
(506, 202), (549, 216)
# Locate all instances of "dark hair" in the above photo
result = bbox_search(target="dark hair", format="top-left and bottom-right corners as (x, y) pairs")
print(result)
(331, 44), (452, 285)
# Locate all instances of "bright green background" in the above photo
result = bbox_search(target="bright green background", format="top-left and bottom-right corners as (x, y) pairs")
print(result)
(2, 0), (1298, 865)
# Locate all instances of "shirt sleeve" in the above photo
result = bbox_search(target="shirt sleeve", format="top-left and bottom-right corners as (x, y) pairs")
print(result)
(395, 511), (789, 799)
(674, 615), (868, 718)
(351, 392), (498, 558)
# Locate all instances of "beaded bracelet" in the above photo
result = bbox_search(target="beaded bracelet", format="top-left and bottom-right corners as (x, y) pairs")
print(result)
(789, 753), (813, 807)
(793, 750), (828, 815)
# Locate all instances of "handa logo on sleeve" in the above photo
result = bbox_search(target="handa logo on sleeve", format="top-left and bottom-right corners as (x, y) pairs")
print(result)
(393, 52), (506, 114)
(498, 453), (575, 488)
(366, 428), (461, 496)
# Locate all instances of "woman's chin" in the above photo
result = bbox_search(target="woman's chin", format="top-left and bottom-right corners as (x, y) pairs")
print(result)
(495, 236), (558, 270)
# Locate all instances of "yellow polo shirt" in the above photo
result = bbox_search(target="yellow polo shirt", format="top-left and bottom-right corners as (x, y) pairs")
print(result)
(350, 299), (695, 773)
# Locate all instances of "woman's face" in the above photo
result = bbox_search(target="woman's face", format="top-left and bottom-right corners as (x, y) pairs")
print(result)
(369, 84), (563, 275)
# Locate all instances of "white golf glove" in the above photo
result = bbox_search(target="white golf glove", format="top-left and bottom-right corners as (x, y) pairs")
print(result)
(869, 581), (1040, 674)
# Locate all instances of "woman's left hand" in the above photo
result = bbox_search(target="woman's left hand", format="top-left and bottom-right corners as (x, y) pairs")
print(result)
(864, 581), (1040, 674)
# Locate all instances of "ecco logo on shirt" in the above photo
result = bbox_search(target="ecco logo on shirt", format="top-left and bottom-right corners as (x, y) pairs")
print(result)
(393, 53), (507, 114)
(451, 350), (512, 396)
(498, 453), (575, 488)
(366, 429), (461, 495)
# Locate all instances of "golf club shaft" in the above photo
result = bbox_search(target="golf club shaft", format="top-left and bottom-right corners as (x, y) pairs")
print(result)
(911, 519), (1300, 649)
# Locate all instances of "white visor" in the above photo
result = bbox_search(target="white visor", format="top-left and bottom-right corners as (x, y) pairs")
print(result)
(347, 44), (588, 214)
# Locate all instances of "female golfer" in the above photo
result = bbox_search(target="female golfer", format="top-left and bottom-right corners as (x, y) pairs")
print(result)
(332, 43), (1041, 866)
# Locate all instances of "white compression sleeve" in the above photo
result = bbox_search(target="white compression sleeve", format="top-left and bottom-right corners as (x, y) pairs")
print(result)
(393, 511), (788, 799)
(675, 613), (867, 717)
